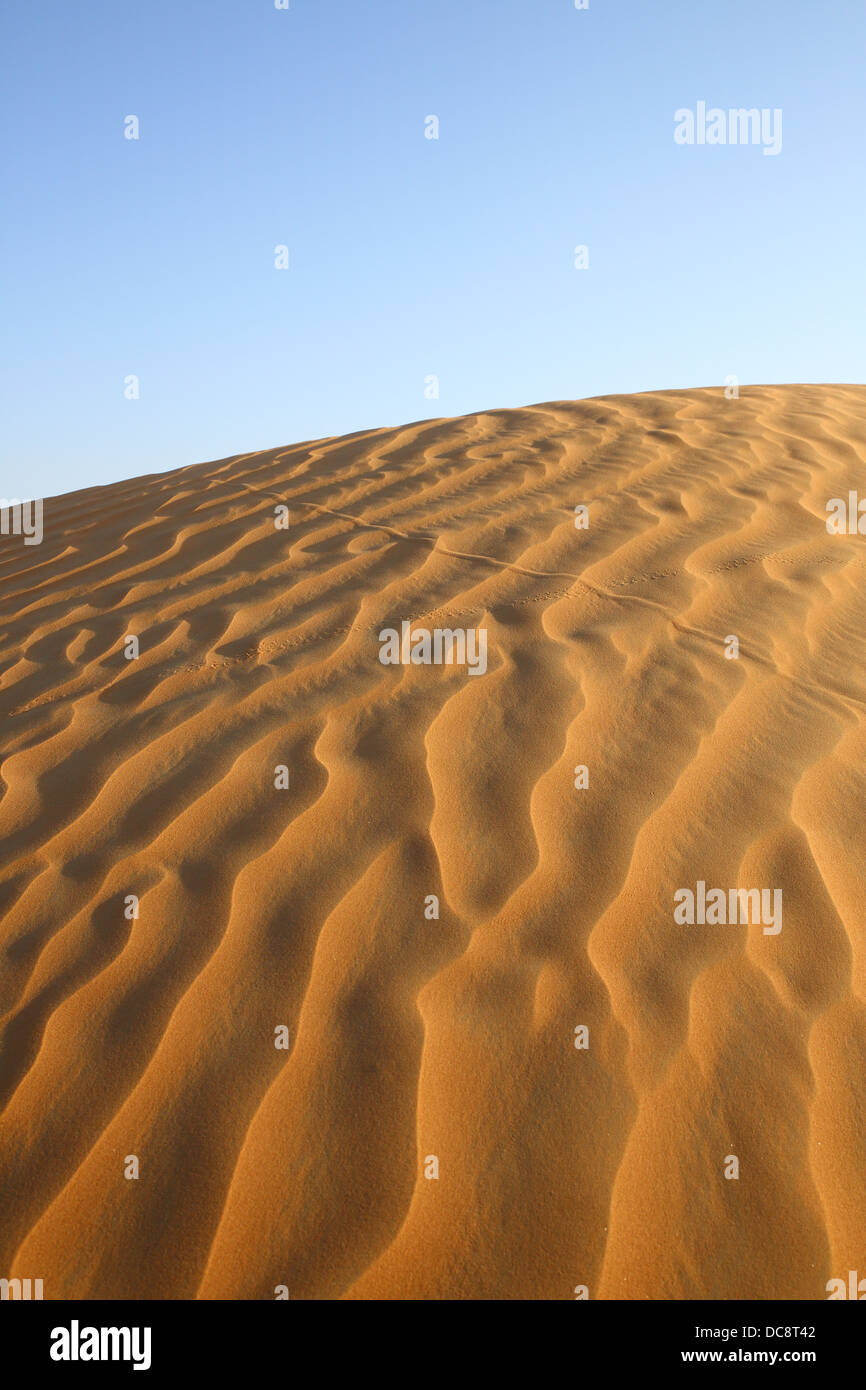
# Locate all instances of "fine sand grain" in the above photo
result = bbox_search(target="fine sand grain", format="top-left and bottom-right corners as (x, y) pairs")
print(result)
(2, 385), (865, 1299)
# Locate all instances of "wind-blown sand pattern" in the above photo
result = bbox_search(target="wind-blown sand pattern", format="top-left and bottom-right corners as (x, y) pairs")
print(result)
(2, 384), (866, 1300)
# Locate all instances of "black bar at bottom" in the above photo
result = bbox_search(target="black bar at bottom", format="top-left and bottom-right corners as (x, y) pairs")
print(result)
(1, 1296), (859, 1375)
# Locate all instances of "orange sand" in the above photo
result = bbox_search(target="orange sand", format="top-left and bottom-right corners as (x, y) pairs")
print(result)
(1, 384), (865, 1299)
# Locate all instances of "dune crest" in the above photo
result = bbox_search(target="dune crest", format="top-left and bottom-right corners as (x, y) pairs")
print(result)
(2, 384), (866, 1299)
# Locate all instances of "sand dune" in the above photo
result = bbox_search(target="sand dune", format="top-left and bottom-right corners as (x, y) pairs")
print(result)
(2, 384), (866, 1299)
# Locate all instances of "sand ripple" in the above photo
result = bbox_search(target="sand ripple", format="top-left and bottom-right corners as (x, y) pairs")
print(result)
(2, 385), (865, 1299)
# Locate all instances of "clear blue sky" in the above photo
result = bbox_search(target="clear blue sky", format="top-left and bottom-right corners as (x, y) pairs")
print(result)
(2, 0), (864, 500)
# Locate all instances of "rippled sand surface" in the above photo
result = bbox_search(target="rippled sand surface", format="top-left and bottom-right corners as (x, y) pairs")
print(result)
(2, 384), (865, 1299)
